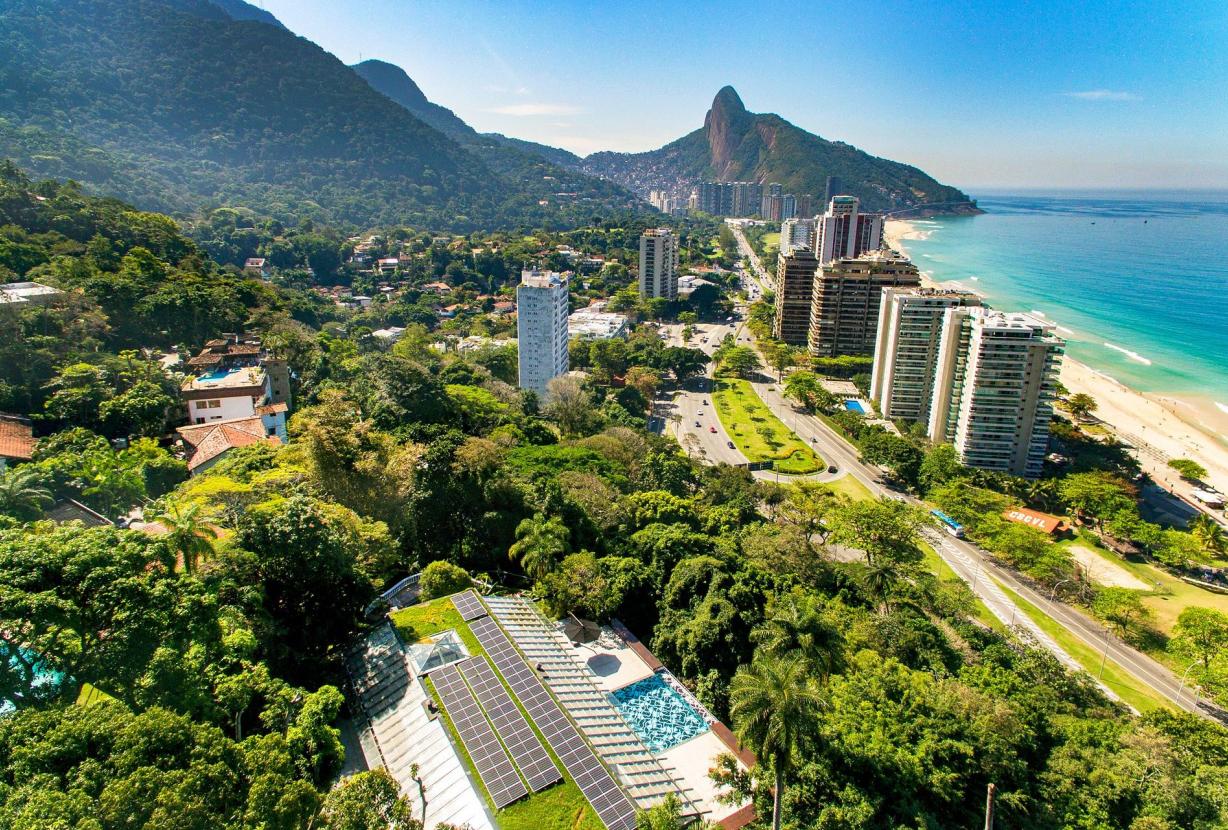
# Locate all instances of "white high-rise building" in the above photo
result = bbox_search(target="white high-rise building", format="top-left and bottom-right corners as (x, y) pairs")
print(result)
(516, 269), (570, 397)
(639, 228), (679, 299)
(871, 288), (983, 423)
(779, 218), (816, 256)
(814, 196), (884, 264)
(927, 308), (1064, 478)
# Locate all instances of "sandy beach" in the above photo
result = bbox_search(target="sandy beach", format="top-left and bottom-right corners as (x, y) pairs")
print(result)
(885, 219), (1228, 495)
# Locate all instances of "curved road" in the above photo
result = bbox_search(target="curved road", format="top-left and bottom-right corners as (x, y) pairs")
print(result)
(667, 230), (1226, 722)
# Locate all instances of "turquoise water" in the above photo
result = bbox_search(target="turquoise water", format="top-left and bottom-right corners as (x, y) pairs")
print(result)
(898, 192), (1228, 402)
(611, 674), (707, 753)
(2, 643), (65, 714)
(845, 400), (868, 414)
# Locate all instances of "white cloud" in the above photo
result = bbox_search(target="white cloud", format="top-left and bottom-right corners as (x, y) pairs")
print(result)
(488, 103), (583, 116)
(1062, 89), (1140, 101)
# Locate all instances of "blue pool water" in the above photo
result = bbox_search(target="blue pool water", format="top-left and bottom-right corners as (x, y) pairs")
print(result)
(611, 674), (707, 753)
(844, 400), (868, 414)
(196, 368), (235, 382)
(2, 643), (65, 714)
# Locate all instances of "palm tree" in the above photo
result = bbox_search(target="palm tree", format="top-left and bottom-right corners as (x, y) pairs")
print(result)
(752, 589), (844, 680)
(729, 655), (825, 830)
(862, 559), (900, 616)
(0, 466), (53, 520)
(508, 514), (569, 582)
(147, 499), (217, 574)
(1190, 514), (1226, 555)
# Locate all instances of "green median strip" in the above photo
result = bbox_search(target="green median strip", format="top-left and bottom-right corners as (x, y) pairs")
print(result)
(712, 377), (824, 474)
(992, 579), (1173, 714)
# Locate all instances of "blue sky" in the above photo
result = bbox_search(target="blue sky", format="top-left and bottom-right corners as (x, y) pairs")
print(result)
(257, 0), (1228, 190)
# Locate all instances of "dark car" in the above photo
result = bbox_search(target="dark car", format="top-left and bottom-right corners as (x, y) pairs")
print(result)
(727, 441), (736, 449)
(827, 465), (838, 474)
(694, 421), (701, 427)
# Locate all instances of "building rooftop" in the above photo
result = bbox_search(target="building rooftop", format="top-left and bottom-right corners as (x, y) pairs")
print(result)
(0, 281), (61, 304)
(568, 310), (628, 339)
(519, 269), (566, 289)
(176, 416), (280, 471)
(182, 365), (266, 392)
(0, 415), (35, 461)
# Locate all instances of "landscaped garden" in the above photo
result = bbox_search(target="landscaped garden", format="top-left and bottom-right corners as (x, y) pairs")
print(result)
(712, 378), (824, 474)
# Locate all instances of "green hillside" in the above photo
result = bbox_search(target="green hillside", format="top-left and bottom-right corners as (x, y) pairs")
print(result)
(0, 0), (640, 229)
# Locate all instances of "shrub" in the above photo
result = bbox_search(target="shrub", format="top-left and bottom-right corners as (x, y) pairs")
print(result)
(418, 560), (472, 600)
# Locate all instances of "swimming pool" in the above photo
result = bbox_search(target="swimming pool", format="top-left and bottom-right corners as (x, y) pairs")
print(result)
(611, 673), (708, 753)
(844, 399), (868, 414)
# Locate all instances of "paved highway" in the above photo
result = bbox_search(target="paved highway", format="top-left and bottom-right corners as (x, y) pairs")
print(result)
(655, 261), (1226, 718)
(737, 333), (1225, 720)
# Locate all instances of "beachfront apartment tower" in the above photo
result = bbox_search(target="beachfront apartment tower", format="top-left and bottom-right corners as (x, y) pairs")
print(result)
(928, 308), (1064, 478)
(639, 228), (680, 299)
(773, 247), (820, 347)
(780, 218), (817, 256)
(870, 289), (983, 422)
(807, 250), (921, 357)
(516, 269), (571, 397)
(814, 196), (884, 264)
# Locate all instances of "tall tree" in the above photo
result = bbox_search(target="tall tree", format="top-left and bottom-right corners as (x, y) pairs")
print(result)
(0, 465), (53, 520)
(508, 514), (569, 581)
(729, 655), (825, 830)
(147, 499), (218, 574)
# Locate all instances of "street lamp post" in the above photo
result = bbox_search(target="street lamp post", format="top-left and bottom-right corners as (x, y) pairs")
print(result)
(1097, 626), (1111, 681)
(1176, 659), (1201, 705)
(1048, 578), (1073, 604)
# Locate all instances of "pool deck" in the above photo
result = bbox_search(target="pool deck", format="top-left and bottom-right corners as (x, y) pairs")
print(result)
(556, 617), (756, 829)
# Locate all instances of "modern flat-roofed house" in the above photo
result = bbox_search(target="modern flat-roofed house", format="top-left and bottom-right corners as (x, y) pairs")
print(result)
(0, 281), (61, 307)
(0, 414), (35, 472)
(243, 258), (271, 280)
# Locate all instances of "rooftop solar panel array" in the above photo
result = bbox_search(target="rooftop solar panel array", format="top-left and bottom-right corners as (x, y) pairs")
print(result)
(469, 617), (637, 830)
(432, 662), (528, 809)
(459, 657), (562, 793)
(451, 589), (488, 621)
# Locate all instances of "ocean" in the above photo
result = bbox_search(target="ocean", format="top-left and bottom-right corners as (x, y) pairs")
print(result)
(894, 191), (1228, 408)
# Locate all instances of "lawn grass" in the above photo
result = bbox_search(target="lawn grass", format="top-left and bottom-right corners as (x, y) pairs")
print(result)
(391, 596), (484, 656)
(713, 377), (823, 474)
(760, 231), (780, 258)
(396, 597), (604, 830)
(1057, 535), (1228, 635)
(824, 473), (874, 502)
(993, 579), (1173, 714)
(76, 683), (115, 706)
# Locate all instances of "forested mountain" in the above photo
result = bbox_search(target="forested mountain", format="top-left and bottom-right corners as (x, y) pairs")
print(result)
(205, 0), (285, 28)
(352, 58), (584, 170)
(584, 86), (977, 215)
(0, 0), (642, 229)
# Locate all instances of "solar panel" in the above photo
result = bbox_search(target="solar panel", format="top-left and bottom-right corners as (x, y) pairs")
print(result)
(432, 662), (528, 809)
(459, 657), (562, 792)
(451, 589), (488, 621)
(468, 617), (637, 830)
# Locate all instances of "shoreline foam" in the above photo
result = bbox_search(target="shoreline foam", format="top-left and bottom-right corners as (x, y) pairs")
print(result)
(885, 219), (1228, 493)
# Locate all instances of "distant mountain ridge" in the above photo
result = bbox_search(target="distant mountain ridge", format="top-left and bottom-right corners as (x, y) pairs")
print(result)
(350, 59), (582, 169)
(0, 0), (643, 229)
(582, 86), (977, 215)
(205, 0), (285, 28)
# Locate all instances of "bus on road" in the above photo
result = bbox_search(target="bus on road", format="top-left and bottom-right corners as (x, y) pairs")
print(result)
(931, 509), (965, 539)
